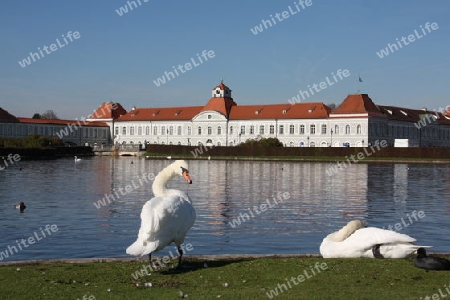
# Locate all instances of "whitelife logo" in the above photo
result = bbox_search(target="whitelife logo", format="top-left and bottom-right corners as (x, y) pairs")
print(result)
(153, 50), (215, 87)
(18, 31), (81, 68)
(376, 22), (438, 59)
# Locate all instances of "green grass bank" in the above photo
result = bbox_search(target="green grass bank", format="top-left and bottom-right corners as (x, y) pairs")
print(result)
(1, 256), (449, 299)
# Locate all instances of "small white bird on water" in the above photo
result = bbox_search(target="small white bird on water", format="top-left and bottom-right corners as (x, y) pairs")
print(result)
(126, 160), (196, 268)
(74, 156), (82, 162)
(320, 220), (431, 258)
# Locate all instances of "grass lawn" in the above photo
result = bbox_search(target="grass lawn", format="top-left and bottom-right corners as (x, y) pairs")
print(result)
(1, 256), (449, 299)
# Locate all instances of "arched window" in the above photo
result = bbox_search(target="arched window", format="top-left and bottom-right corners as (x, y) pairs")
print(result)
(334, 125), (339, 134)
(356, 125), (361, 134)
(207, 126), (212, 135)
(217, 126), (222, 135)
(197, 127), (202, 135)
(345, 125), (350, 134)
(229, 126), (233, 135)
(187, 126), (192, 135)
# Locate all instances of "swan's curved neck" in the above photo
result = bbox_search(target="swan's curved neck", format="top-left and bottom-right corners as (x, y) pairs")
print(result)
(332, 222), (362, 242)
(152, 165), (177, 197)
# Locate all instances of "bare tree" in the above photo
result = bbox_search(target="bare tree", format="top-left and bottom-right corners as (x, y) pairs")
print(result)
(41, 110), (59, 119)
(327, 103), (337, 109)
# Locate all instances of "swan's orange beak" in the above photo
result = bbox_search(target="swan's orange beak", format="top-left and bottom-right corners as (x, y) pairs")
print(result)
(182, 170), (192, 184)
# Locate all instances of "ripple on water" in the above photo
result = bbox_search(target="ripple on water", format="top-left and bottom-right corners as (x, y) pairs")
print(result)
(0, 158), (449, 261)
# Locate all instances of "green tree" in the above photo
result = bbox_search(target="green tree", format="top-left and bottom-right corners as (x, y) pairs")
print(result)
(238, 137), (283, 147)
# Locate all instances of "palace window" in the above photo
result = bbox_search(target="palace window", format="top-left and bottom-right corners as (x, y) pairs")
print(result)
(310, 124), (315, 135)
(269, 125), (274, 134)
(299, 125), (305, 134)
(289, 125), (295, 134)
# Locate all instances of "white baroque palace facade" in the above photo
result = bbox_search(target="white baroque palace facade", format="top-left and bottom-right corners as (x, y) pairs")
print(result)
(2, 82), (450, 147)
(109, 82), (450, 147)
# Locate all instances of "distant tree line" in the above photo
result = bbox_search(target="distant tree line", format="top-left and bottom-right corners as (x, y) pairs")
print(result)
(0, 135), (64, 147)
(238, 137), (283, 147)
(32, 110), (59, 119)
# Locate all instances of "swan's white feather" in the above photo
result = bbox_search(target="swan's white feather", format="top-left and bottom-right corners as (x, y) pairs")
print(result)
(320, 222), (431, 258)
(126, 160), (196, 257)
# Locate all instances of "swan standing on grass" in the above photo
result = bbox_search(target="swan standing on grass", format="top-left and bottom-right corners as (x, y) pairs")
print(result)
(320, 220), (431, 258)
(126, 160), (196, 269)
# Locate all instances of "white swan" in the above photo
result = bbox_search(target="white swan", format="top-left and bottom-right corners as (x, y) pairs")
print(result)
(74, 156), (81, 162)
(126, 160), (196, 268)
(320, 220), (431, 258)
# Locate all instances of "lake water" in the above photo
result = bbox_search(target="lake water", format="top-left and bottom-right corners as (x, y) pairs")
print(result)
(0, 157), (449, 262)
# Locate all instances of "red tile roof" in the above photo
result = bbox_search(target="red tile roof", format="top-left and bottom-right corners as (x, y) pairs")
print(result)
(229, 102), (331, 120)
(118, 106), (203, 121)
(212, 82), (230, 91)
(332, 94), (384, 116)
(18, 118), (109, 127)
(0, 107), (20, 123)
(201, 97), (237, 117)
(377, 106), (450, 125)
(89, 102), (127, 120)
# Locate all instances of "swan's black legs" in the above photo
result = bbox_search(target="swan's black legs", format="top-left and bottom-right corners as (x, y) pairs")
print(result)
(177, 246), (183, 269)
(372, 244), (384, 258)
(148, 253), (152, 264)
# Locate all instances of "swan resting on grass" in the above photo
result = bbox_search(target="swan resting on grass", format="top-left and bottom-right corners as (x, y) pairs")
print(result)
(414, 248), (450, 270)
(126, 160), (196, 269)
(320, 220), (431, 258)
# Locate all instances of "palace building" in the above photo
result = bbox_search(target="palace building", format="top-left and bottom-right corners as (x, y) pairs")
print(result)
(1, 82), (450, 147)
(105, 82), (450, 147)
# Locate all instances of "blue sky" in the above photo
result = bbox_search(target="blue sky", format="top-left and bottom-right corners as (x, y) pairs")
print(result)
(0, 0), (449, 119)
